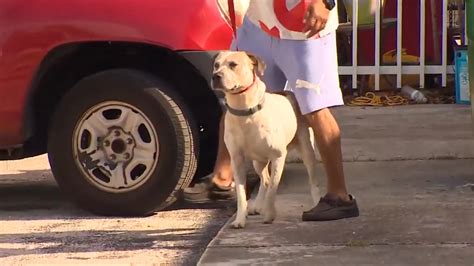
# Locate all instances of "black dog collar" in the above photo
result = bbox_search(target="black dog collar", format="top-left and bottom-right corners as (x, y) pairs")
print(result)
(225, 96), (265, 117)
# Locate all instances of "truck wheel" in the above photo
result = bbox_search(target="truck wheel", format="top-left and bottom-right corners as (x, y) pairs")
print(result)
(48, 69), (198, 216)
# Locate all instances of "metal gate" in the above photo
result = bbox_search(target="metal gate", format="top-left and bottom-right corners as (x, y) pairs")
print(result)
(338, 0), (463, 90)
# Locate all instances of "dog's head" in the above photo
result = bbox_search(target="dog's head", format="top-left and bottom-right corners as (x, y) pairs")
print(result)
(212, 51), (266, 93)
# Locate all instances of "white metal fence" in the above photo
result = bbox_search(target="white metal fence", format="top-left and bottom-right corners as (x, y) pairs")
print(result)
(338, 0), (457, 90)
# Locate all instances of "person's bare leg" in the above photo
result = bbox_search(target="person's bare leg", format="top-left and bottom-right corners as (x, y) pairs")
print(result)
(306, 108), (349, 202)
(211, 115), (233, 187)
(183, 114), (234, 202)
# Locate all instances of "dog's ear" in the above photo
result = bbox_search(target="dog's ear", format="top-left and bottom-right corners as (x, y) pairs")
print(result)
(246, 52), (266, 77)
(212, 53), (220, 66)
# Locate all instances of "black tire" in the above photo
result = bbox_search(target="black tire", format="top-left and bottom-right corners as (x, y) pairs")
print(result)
(48, 69), (198, 216)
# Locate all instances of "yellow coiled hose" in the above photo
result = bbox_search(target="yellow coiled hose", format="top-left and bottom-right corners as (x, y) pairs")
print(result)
(348, 92), (410, 106)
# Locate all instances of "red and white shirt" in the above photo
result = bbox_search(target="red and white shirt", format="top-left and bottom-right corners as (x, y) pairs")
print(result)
(245, 0), (339, 40)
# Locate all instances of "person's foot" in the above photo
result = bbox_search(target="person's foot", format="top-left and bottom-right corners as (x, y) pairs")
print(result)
(302, 194), (359, 221)
(183, 175), (235, 203)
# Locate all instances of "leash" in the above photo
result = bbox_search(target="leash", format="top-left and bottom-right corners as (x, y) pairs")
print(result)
(223, 0), (265, 116)
(228, 0), (237, 37)
(227, 0), (239, 50)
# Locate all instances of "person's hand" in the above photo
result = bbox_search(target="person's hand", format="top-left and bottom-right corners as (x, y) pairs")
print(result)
(302, 0), (330, 38)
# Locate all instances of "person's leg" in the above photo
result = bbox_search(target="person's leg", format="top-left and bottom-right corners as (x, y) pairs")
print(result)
(275, 32), (358, 220)
(211, 115), (232, 187)
(306, 108), (348, 201)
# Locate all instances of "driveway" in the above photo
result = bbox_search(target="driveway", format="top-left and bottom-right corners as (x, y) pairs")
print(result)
(0, 155), (234, 265)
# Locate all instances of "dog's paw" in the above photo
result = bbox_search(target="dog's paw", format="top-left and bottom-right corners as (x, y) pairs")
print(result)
(230, 219), (246, 229)
(247, 200), (262, 215)
(263, 207), (276, 224)
(248, 208), (261, 216)
(263, 219), (274, 224)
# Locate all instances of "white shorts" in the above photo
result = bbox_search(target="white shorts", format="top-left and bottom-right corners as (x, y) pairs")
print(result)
(231, 18), (344, 115)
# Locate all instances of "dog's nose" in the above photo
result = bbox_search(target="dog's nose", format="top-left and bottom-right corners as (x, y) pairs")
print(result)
(212, 73), (222, 82)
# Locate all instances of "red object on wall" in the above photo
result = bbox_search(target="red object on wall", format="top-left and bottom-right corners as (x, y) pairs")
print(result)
(356, 0), (442, 65)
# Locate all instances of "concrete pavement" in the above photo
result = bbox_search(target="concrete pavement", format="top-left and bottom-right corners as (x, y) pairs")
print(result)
(0, 158), (234, 264)
(199, 105), (474, 265)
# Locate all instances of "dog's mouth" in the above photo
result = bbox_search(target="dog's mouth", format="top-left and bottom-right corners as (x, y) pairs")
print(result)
(212, 83), (242, 93)
(229, 85), (242, 92)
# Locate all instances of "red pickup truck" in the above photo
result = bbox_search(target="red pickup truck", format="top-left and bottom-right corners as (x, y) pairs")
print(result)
(0, 0), (233, 216)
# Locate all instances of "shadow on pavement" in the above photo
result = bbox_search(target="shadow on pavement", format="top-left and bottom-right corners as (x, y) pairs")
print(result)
(0, 169), (235, 220)
(0, 169), (234, 264)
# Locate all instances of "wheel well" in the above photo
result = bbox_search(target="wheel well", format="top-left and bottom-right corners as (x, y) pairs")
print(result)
(26, 42), (221, 176)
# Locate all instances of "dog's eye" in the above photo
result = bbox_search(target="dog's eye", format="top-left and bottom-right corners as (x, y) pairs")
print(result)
(229, 62), (238, 69)
(214, 63), (220, 69)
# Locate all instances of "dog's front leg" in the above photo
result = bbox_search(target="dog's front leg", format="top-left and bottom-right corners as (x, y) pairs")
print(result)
(230, 155), (248, 229)
(263, 155), (286, 224)
(248, 160), (269, 215)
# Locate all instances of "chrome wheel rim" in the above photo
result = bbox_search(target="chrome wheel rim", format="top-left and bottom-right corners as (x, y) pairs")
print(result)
(73, 101), (159, 193)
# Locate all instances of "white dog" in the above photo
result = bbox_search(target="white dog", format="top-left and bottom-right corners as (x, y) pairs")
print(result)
(212, 51), (320, 228)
